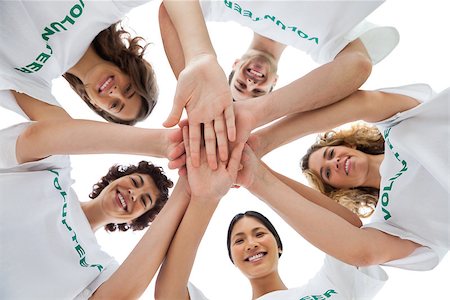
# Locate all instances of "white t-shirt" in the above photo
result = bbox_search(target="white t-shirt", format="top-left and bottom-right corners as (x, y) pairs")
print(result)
(0, 0), (147, 118)
(365, 84), (449, 271)
(0, 122), (119, 299)
(200, 0), (399, 65)
(188, 255), (387, 300)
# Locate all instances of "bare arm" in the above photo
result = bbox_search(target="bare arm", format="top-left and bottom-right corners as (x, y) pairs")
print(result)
(243, 148), (420, 267)
(91, 178), (190, 299)
(161, 0), (235, 169)
(247, 39), (374, 129)
(262, 162), (362, 228)
(15, 119), (183, 164)
(12, 90), (71, 121)
(158, 3), (185, 79)
(251, 89), (420, 157)
(155, 127), (244, 299)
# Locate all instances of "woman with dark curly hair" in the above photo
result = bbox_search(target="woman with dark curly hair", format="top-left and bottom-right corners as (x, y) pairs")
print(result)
(0, 119), (191, 299)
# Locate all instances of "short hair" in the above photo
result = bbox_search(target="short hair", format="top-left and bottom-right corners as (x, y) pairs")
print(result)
(89, 161), (173, 232)
(300, 123), (384, 218)
(63, 22), (158, 125)
(227, 211), (283, 263)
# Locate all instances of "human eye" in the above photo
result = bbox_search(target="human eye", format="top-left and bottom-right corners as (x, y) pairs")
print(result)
(325, 168), (331, 179)
(329, 148), (335, 159)
(140, 196), (147, 208)
(256, 232), (265, 238)
(110, 100), (120, 111)
(130, 177), (138, 188)
(234, 238), (244, 245)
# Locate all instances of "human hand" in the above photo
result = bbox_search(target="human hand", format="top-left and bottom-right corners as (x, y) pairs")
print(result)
(163, 54), (236, 169)
(235, 144), (264, 189)
(183, 125), (244, 201)
(163, 128), (186, 176)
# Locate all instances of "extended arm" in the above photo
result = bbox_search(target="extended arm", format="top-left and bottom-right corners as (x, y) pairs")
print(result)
(242, 147), (420, 266)
(16, 118), (183, 164)
(158, 3), (184, 79)
(262, 161), (362, 227)
(91, 178), (190, 299)
(155, 127), (244, 299)
(161, 1), (235, 169)
(250, 89), (420, 157)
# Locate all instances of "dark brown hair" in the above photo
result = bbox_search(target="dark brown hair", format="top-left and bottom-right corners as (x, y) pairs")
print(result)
(90, 161), (173, 232)
(227, 211), (283, 263)
(63, 22), (158, 125)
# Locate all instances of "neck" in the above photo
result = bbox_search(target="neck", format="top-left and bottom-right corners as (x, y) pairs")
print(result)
(67, 45), (101, 81)
(80, 200), (109, 232)
(250, 271), (287, 299)
(248, 33), (286, 63)
(365, 154), (384, 188)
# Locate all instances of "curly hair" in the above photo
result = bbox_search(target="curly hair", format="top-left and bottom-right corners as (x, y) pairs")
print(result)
(63, 22), (158, 125)
(90, 161), (173, 232)
(300, 123), (385, 218)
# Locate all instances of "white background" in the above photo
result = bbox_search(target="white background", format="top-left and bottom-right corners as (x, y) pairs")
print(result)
(1, 1), (449, 299)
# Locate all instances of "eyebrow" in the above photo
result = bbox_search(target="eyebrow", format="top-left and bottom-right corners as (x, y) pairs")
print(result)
(137, 174), (144, 187)
(319, 148), (327, 181)
(117, 102), (124, 113)
(232, 227), (266, 239)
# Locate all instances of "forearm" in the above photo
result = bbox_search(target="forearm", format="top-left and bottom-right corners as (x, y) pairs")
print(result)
(162, 0), (215, 62)
(251, 50), (371, 128)
(92, 179), (190, 299)
(159, 3), (185, 78)
(16, 119), (169, 163)
(264, 163), (362, 227)
(155, 196), (219, 300)
(248, 165), (371, 265)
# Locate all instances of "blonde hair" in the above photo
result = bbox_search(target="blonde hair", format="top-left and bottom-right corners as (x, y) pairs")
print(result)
(300, 123), (384, 218)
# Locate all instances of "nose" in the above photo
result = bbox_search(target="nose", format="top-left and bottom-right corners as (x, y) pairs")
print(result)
(108, 85), (123, 98)
(128, 189), (136, 202)
(246, 77), (255, 86)
(246, 239), (259, 251)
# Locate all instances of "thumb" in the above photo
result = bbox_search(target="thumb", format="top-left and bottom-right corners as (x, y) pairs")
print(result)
(163, 101), (184, 128)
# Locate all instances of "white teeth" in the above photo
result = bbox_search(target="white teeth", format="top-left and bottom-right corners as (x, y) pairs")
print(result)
(118, 193), (126, 209)
(249, 69), (263, 77)
(100, 77), (113, 92)
(345, 159), (349, 175)
(248, 253), (264, 262)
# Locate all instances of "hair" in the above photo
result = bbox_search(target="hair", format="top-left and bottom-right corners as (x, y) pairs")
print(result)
(300, 123), (385, 218)
(227, 211), (283, 263)
(63, 22), (158, 125)
(89, 161), (173, 232)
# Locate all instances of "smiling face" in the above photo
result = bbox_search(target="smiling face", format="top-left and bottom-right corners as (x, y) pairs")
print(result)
(230, 50), (278, 101)
(82, 62), (143, 121)
(96, 172), (160, 224)
(230, 216), (281, 279)
(308, 145), (371, 189)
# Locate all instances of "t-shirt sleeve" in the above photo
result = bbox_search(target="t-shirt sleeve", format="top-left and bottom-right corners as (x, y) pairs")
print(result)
(188, 282), (210, 300)
(363, 222), (446, 271)
(321, 255), (388, 299)
(112, 0), (148, 13)
(371, 84), (435, 128)
(0, 122), (32, 168)
(74, 259), (120, 300)
(0, 122), (69, 170)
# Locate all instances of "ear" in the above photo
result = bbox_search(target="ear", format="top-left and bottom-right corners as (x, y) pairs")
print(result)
(232, 59), (241, 70)
(272, 74), (279, 87)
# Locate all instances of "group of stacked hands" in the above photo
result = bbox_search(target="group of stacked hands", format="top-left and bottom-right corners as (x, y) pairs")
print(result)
(0, 1), (448, 299)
